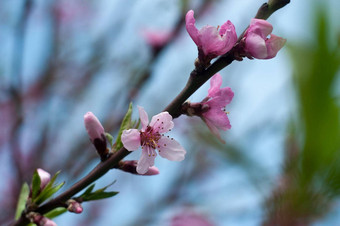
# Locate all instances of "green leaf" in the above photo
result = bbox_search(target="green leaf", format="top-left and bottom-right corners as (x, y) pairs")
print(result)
(105, 133), (114, 148)
(15, 183), (29, 220)
(114, 103), (133, 150)
(35, 182), (65, 205)
(79, 181), (118, 202)
(82, 191), (119, 201)
(44, 207), (67, 219)
(79, 184), (95, 198)
(31, 170), (41, 199)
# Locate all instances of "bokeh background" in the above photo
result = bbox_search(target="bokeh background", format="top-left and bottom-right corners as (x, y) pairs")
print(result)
(1, 0), (339, 225)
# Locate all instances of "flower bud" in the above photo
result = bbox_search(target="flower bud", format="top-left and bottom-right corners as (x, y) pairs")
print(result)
(84, 112), (108, 161)
(66, 199), (83, 214)
(37, 168), (51, 190)
(28, 213), (57, 226)
(119, 160), (160, 176)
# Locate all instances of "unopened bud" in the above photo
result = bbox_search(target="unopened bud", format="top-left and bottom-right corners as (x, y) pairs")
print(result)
(37, 168), (51, 190)
(119, 160), (160, 175)
(66, 199), (83, 214)
(84, 112), (108, 161)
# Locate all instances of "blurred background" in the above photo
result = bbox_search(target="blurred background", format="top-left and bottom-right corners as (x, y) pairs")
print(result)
(0, 0), (339, 225)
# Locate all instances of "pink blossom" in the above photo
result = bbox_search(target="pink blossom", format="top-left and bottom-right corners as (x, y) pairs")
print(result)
(202, 73), (234, 142)
(84, 112), (105, 142)
(37, 168), (51, 190)
(185, 10), (237, 62)
(142, 29), (172, 48)
(244, 19), (286, 59)
(121, 107), (186, 174)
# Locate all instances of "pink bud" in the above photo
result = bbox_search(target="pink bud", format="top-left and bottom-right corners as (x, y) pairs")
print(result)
(30, 213), (57, 226)
(67, 200), (83, 214)
(244, 19), (286, 59)
(119, 160), (160, 176)
(84, 112), (108, 161)
(37, 168), (51, 190)
(84, 112), (105, 142)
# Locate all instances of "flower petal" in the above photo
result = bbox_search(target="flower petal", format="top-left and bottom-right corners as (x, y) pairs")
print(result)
(185, 10), (201, 46)
(208, 73), (222, 97)
(121, 129), (141, 151)
(138, 106), (149, 131)
(249, 18), (273, 38)
(199, 23), (236, 56)
(203, 108), (231, 131)
(202, 117), (226, 144)
(245, 33), (267, 59)
(265, 34), (286, 59)
(149, 111), (174, 133)
(137, 146), (157, 174)
(157, 137), (186, 161)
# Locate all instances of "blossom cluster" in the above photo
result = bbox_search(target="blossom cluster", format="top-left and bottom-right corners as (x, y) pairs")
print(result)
(185, 10), (286, 66)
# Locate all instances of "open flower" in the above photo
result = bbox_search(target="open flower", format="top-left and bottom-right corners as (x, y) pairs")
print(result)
(121, 107), (186, 174)
(182, 73), (233, 142)
(185, 10), (237, 64)
(201, 73), (234, 142)
(244, 18), (286, 59)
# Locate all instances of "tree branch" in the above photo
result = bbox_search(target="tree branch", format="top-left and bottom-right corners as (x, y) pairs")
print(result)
(12, 1), (289, 225)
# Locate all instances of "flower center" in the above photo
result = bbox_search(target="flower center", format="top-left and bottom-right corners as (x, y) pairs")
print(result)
(140, 126), (161, 149)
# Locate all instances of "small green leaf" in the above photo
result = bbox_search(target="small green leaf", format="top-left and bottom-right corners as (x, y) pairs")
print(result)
(114, 103), (133, 150)
(35, 182), (65, 204)
(105, 133), (114, 148)
(31, 170), (41, 199)
(80, 184), (96, 198)
(82, 191), (119, 201)
(44, 207), (67, 219)
(79, 181), (118, 202)
(15, 183), (29, 220)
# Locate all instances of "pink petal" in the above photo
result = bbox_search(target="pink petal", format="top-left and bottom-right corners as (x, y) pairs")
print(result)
(137, 146), (157, 174)
(185, 10), (201, 46)
(37, 168), (51, 190)
(202, 117), (225, 144)
(208, 73), (222, 97)
(121, 129), (141, 151)
(265, 34), (286, 59)
(245, 33), (267, 59)
(249, 18), (273, 38)
(84, 112), (105, 141)
(157, 136), (186, 161)
(199, 23), (236, 56)
(138, 106), (149, 131)
(149, 111), (174, 133)
(203, 108), (231, 131)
